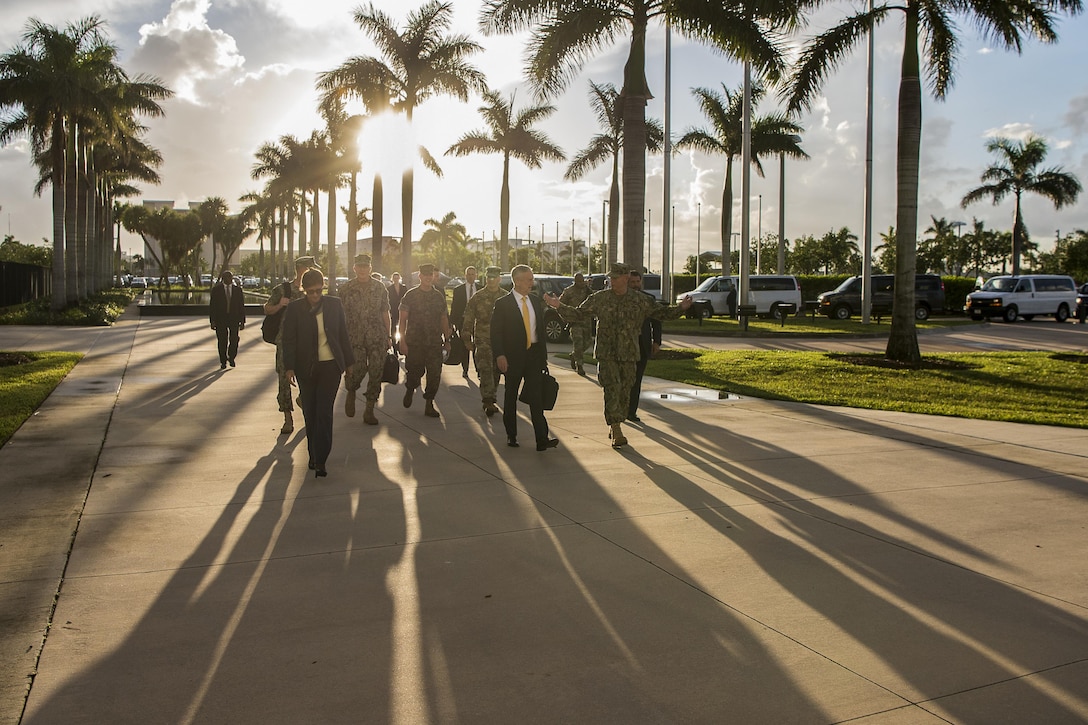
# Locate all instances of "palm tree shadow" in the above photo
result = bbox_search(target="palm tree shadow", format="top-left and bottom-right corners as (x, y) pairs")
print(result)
(627, 407), (1088, 717)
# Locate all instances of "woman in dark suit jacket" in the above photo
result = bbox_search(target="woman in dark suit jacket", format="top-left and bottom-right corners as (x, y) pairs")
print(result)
(282, 269), (355, 477)
(490, 265), (558, 451)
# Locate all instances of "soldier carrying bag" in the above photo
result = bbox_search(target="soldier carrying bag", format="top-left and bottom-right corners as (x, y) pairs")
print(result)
(260, 282), (293, 343)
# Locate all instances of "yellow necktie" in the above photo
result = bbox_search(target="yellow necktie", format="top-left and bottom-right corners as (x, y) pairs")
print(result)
(521, 295), (532, 349)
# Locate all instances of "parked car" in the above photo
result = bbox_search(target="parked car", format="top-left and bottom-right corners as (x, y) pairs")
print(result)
(130, 276), (148, 289)
(965, 274), (1075, 323)
(817, 273), (945, 321)
(678, 274), (802, 320)
(500, 273), (575, 342)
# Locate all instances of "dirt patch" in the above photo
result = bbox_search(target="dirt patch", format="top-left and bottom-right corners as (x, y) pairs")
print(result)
(0, 352), (34, 367)
(827, 353), (976, 371)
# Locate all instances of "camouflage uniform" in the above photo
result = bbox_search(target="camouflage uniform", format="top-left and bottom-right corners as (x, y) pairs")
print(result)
(559, 281), (593, 367)
(400, 285), (448, 401)
(557, 289), (686, 425)
(461, 286), (509, 406)
(338, 276), (391, 403)
(268, 281), (305, 413)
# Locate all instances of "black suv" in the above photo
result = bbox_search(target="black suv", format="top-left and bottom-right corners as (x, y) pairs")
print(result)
(500, 274), (575, 342)
(817, 273), (946, 321)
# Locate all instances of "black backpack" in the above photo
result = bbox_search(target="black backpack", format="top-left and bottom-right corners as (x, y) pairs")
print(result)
(261, 282), (293, 343)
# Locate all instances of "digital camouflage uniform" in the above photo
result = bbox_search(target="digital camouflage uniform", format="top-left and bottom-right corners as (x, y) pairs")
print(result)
(400, 285), (449, 401)
(461, 286), (509, 406)
(559, 281), (593, 367)
(338, 276), (390, 403)
(268, 281), (305, 413)
(557, 289), (686, 425)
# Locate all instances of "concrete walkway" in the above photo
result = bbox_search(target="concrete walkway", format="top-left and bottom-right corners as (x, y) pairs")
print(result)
(2, 312), (1087, 724)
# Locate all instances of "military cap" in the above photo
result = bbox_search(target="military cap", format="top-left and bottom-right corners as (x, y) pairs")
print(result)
(418, 263), (436, 275)
(353, 253), (372, 266)
(485, 266), (502, 278)
(608, 262), (631, 277)
(294, 255), (320, 270)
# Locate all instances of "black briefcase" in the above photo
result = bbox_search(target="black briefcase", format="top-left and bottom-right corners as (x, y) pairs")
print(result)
(381, 350), (400, 384)
(520, 368), (559, 411)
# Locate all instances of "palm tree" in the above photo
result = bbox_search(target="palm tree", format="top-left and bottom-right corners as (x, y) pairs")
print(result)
(480, 0), (799, 271)
(420, 211), (468, 272)
(195, 197), (229, 274)
(961, 135), (1081, 275)
(332, 1), (486, 277)
(446, 88), (565, 267)
(0, 17), (169, 308)
(675, 81), (805, 277)
(564, 81), (663, 269)
(787, 0), (1082, 363)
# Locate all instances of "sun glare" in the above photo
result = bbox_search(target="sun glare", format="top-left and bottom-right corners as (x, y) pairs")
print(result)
(358, 110), (415, 180)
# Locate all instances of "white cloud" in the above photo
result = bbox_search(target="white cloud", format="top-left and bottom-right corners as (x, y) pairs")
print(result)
(981, 122), (1036, 141)
(132, 0), (245, 104)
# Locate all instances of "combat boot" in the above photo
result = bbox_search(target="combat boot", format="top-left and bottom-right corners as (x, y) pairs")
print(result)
(424, 400), (440, 418)
(363, 401), (378, 425)
(345, 393), (356, 417)
(609, 423), (627, 447)
(483, 402), (499, 417)
(281, 411), (293, 435)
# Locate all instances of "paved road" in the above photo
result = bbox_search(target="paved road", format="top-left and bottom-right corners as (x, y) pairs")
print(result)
(661, 319), (1088, 354)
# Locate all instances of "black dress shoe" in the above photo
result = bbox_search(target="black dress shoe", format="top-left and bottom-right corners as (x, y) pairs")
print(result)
(536, 438), (559, 451)
(308, 461), (315, 470)
(627, 415), (641, 423)
(507, 437), (519, 448)
(315, 466), (328, 478)
(228, 359), (236, 367)
(220, 363), (227, 370)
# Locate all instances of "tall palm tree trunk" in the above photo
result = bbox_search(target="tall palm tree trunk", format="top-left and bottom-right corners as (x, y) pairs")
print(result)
(75, 141), (89, 300)
(401, 166), (414, 275)
(500, 153), (511, 267)
(310, 188), (320, 256)
(297, 197), (307, 260)
(287, 205), (296, 277)
(64, 121), (79, 303)
(1011, 192), (1024, 275)
(620, 6), (651, 270)
(50, 120), (66, 310)
(886, 2), (922, 364)
(721, 160), (735, 276)
(327, 184), (337, 291)
(372, 174), (383, 273)
(346, 170), (358, 275)
(621, 95), (648, 269)
(608, 156), (620, 269)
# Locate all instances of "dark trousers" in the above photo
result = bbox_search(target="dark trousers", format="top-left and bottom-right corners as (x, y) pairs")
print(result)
(405, 344), (443, 400)
(629, 356), (648, 417)
(215, 324), (240, 364)
(299, 360), (342, 467)
(503, 354), (549, 444)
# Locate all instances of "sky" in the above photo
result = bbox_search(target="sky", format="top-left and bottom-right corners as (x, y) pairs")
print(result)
(2, 0), (1087, 271)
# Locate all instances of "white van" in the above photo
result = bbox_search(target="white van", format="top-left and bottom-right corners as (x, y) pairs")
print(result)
(965, 274), (1076, 323)
(678, 275), (802, 320)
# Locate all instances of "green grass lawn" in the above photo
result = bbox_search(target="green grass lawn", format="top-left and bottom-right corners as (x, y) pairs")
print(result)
(644, 349), (1088, 428)
(0, 351), (83, 445)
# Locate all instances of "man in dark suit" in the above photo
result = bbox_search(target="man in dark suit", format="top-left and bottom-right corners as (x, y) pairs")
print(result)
(209, 270), (245, 369)
(448, 266), (480, 376)
(627, 270), (662, 422)
(282, 269), (355, 477)
(491, 264), (559, 452)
